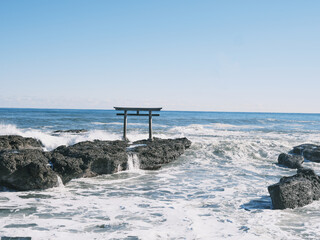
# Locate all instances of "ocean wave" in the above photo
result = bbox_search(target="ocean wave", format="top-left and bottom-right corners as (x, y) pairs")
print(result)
(0, 123), (121, 151)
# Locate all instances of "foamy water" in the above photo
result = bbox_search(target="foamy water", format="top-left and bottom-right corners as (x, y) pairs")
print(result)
(1, 109), (320, 239)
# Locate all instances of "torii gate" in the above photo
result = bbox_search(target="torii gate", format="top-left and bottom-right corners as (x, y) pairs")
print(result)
(114, 107), (162, 141)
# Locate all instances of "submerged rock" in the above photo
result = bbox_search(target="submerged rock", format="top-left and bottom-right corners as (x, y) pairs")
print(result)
(278, 153), (304, 169)
(268, 168), (320, 209)
(52, 129), (88, 134)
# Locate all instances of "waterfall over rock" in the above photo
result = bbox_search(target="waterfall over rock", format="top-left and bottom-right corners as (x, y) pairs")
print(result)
(127, 153), (140, 170)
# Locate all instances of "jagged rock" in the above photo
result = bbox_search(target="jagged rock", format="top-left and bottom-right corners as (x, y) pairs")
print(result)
(268, 168), (320, 209)
(49, 140), (129, 184)
(291, 144), (320, 162)
(0, 135), (43, 151)
(0, 135), (192, 190)
(278, 153), (304, 169)
(131, 138), (192, 170)
(0, 149), (58, 191)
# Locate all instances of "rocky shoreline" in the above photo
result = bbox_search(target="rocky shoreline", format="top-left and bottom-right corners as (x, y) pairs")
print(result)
(0, 135), (191, 191)
(268, 144), (320, 209)
(4, 133), (320, 210)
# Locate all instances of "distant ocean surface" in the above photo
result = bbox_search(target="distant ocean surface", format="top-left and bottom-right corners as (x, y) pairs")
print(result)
(1, 108), (320, 240)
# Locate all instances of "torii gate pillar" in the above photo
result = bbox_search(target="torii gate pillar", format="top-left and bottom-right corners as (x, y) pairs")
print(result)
(114, 107), (162, 141)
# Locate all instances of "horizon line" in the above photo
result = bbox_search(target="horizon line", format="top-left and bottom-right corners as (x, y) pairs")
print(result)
(0, 107), (319, 115)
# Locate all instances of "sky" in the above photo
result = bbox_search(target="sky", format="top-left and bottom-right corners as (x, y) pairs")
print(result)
(0, 0), (319, 113)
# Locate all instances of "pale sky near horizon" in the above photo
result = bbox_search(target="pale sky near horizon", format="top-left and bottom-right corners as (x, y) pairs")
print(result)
(0, 1), (319, 113)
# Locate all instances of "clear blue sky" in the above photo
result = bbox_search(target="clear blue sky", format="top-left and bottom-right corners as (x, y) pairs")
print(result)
(0, 0), (319, 112)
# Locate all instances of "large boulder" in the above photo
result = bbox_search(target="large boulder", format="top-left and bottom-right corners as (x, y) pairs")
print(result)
(0, 135), (43, 150)
(291, 144), (320, 162)
(0, 149), (58, 191)
(278, 153), (304, 169)
(131, 138), (192, 170)
(268, 168), (320, 209)
(49, 140), (129, 184)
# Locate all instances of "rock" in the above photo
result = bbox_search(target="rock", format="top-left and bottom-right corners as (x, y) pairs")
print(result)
(142, 165), (162, 170)
(51, 138), (192, 183)
(0, 135), (192, 190)
(1, 237), (31, 240)
(268, 168), (320, 209)
(0, 149), (58, 191)
(46, 149), (84, 184)
(291, 144), (320, 162)
(0, 135), (43, 151)
(131, 138), (191, 170)
(291, 144), (318, 155)
(49, 140), (129, 184)
(304, 148), (320, 162)
(278, 153), (304, 169)
(53, 129), (88, 134)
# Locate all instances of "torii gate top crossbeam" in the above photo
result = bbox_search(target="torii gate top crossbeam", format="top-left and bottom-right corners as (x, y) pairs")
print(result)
(114, 107), (162, 111)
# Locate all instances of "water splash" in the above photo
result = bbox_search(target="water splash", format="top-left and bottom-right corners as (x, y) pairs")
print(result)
(127, 153), (140, 171)
(56, 176), (64, 188)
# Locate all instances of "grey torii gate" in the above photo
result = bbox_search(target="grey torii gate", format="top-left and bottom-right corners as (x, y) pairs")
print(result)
(114, 107), (162, 141)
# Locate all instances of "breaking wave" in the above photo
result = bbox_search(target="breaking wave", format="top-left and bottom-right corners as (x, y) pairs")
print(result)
(0, 123), (121, 151)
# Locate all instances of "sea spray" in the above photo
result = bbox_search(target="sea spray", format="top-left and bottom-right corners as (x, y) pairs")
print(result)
(0, 123), (121, 151)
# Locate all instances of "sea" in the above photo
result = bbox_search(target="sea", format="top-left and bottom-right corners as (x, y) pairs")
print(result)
(1, 108), (320, 240)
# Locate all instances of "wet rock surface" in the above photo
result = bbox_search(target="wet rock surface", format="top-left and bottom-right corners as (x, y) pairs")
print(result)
(0, 135), (43, 150)
(291, 144), (320, 162)
(0, 149), (58, 191)
(49, 140), (129, 184)
(131, 138), (192, 170)
(270, 143), (320, 209)
(268, 168), (320, 209)
(0, 135), (191, 191)
(278, 153), (304, 169)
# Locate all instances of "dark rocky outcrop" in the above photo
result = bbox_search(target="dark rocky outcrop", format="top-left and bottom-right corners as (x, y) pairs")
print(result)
(278, 153), (304, 169)
(268, 168), (320, 209)
(291, 144), (320, 162)
(270, 143), (320, 209)
(131, 138), (192, 170)
(0, 135), (43, 150)
(0, 149), (58, 191)
(0, 135), (191, 191)
(49, 140), (129, 184)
